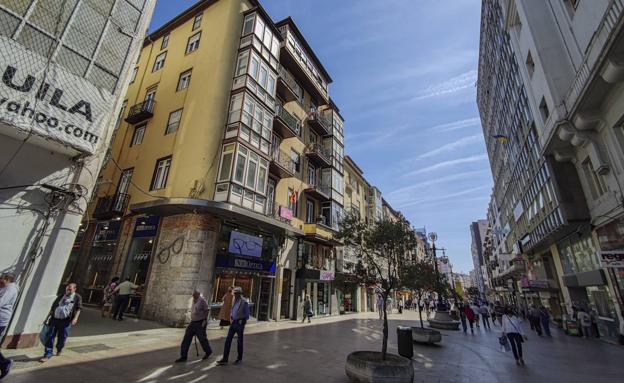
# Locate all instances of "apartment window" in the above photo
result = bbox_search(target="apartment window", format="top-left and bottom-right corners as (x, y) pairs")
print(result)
(186, 32), (201, 54)
(152, 52), (166, 72)
(192, 13), (203, 31)
(151, 156), (172, 190)
(218, 144), (235, 182)
(242, 13), (254, 36)
(161, 33), (169, 50)
(581, 158), (606, 199)
(290, 150), (300, 173)
(130, 124), (146, 146)
(145, 86), (157, 104)
(114, 100), (127, 130)
(177, 69), (192, 91)
(307, 164), (316, 185)
(232, 145), (268, 194)
(165, 109), (183, 135)
(306, 200), (315, 223)
(526, 51), (535, 78)
(539, 97), (549, 122)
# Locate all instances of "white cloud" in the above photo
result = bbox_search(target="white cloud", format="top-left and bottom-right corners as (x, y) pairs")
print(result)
(416, 134), (483, 159)
(403, 154), (489, 177)
(408, 70), (477, 102)
(389, 169), (489, 199)
(428, 117), (481, 132)
(396, 185), (491, 209)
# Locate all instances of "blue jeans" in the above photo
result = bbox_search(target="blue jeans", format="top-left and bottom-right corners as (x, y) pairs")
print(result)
(44, 318), (71, 357)
(222, 321), (245, 361)
(0, 326), (8, 366)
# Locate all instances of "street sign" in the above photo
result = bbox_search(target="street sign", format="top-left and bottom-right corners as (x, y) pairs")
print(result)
(599, 251), (624, 268)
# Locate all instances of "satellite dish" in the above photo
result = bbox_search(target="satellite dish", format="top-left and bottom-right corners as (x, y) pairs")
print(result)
(428, 232), (438, 242)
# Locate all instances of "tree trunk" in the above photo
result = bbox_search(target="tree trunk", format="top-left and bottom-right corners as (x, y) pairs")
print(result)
(382, 292), (388, 360)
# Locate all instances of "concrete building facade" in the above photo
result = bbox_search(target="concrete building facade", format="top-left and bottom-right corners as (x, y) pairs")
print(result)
(0, 0), (155, 348)
(478, 0), (624, 343)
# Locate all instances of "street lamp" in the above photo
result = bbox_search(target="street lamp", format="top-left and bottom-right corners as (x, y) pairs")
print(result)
(428, 232), (447, 311)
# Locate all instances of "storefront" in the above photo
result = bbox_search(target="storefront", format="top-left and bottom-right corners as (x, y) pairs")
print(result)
(595, 217), (624, 344)
(334, 272), (359, 314)
(295, 268), (334, 317)
(120, 215), (159, 316)
(210, 224), (278, 322)
(558, 233), (621, 342)
(82, 220), (121, 304)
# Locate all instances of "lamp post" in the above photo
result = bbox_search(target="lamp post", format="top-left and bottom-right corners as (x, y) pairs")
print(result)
(428, 232), (447, 311)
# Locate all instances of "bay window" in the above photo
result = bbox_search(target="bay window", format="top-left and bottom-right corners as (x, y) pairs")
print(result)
(225, 92), (271, 155)
(231, 48), (277, 106)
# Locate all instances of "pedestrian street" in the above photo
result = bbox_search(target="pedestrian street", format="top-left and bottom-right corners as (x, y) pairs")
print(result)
(5, 310), (624, 383)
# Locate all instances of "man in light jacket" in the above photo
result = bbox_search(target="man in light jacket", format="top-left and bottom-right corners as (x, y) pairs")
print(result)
(0, 273), (18, 379)
(217, 286), (249, 365)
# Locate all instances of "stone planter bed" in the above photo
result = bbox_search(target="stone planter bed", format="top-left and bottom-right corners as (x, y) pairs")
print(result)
(411, 327), (442, 344)
(345, 351), (414, 383)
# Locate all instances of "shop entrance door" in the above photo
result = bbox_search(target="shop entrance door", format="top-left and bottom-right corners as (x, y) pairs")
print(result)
(280, 269), (292, 319)
(257, 277), (273, 321)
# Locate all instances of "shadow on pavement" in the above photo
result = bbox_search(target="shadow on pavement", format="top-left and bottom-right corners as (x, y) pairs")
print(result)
(70, 307), (166, 337)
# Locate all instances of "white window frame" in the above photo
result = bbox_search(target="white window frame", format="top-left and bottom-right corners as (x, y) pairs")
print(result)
(186, 32), (201, 54)
(218, 144), (236, 182)
(151, 157), (172, 190)
(115, 100), (127, 130)
(192, 13), (203, 31)
(165, 109), (183, 135)
(152, 52), (166, 72)
(130, 124), (146, 147)
(177, 69), (192, 91)
(161, 33), (169, 50)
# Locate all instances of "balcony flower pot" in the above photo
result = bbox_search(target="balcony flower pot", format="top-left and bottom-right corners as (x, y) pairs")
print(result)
(345, 351), (413, 383)
(411, 327), (441, 344)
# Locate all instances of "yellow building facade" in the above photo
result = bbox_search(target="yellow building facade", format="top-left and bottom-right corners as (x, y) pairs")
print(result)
(65, 0), (350, 325)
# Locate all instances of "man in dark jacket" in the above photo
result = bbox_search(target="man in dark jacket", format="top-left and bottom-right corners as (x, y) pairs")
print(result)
(40, 283), (82, 362)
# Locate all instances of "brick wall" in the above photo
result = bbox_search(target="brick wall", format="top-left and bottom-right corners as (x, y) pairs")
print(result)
(141, 213), (220, 327)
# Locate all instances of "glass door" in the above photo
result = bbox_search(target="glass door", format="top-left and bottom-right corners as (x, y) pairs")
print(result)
(266, 178), (276, 216)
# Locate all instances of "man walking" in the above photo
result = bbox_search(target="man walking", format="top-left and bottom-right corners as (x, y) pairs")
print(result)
(0, 273), (18, 379)
(578, 308), (592, 338)
(376, 295), (384, 320)
(112, 277), (139, 321)
(217, 287), (249, 365)
(175, 290), (212, 363)
(538, 306), (551, 337)
(479, 303), (491, 330)
(40, 283), (82, 363)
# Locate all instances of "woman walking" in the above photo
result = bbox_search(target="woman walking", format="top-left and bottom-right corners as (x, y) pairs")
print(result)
(217, 286), (234, 329)
(101, 277), (119, 318)
(502, 307), (527, 366)
(464, 304), (476, 334)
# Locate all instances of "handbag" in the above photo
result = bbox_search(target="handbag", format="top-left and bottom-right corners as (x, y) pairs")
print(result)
(498, 335), (511, 352)
(39, 323), (51, 346)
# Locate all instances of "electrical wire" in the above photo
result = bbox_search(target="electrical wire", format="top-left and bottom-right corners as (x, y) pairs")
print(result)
(108, 156), (166, 200)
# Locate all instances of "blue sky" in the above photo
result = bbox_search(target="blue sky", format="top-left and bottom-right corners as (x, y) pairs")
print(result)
(149, 0), (491, 273)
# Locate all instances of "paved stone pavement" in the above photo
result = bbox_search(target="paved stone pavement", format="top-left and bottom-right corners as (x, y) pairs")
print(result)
(4, 310), (624, 383)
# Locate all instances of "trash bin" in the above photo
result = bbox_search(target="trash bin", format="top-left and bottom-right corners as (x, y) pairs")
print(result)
(396, 326), (413, 359)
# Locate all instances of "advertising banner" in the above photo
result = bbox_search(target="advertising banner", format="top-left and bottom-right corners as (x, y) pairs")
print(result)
(599, 251), (624, 268)
(228, 231), (264, 258)
(0, 36), (113, 154)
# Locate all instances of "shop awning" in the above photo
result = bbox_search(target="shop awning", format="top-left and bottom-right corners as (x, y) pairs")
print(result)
(130, 198), (304, 237)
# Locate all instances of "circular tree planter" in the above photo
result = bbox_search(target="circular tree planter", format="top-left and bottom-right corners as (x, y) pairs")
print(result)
(345, 351), (414, 383)
(411, 327), (442, 344)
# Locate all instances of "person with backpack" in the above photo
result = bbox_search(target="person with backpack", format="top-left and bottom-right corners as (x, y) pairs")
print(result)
(502, 307), (527, 366)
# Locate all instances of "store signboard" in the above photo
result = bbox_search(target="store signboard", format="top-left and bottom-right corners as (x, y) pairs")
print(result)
(599, 251), (624, 268)
(216, 254), (274, 273)
(94, 220), (120, 242)
(0, 37), (113, 154)
(320, 271), (335, 281)
(228, 231), (263, 258)
(133, 216), (160, 237)
(279, 206), (293, 220)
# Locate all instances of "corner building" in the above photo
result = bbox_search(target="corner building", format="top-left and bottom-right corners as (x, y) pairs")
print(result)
(65, 0), (348, 326)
